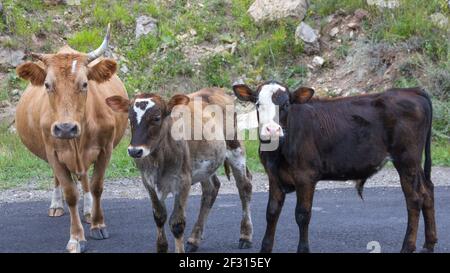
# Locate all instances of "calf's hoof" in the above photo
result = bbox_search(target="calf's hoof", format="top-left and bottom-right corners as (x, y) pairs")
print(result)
(66, 240), (87, 253)
(238, 239), (252, 249)
(186, 242), (199, 253)
(400, 245), (416, 253)
(48, 208), (64, 217)
(90, 227), (110, 240)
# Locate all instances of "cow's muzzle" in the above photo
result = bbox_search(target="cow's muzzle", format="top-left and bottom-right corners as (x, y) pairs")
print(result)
(52, 122), (80, 139)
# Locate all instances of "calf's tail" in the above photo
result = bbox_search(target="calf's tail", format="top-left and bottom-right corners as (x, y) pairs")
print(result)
(421, 89), (433, 181)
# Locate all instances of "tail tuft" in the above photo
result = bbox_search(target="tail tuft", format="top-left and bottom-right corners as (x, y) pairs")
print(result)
(355, 179), (367, 200)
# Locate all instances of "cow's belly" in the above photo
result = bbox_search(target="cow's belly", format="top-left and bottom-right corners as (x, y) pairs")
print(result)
(15, 87), (47, 161)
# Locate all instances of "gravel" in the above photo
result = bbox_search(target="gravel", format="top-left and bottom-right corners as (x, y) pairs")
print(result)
(1, 167), (450, 203)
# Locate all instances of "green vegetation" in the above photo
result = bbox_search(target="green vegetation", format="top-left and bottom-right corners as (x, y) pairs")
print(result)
(0, 0), (449, 188)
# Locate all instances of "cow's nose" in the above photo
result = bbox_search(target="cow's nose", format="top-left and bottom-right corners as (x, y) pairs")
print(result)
(128, 147), (144, 158)
(53, 123), (79, 139)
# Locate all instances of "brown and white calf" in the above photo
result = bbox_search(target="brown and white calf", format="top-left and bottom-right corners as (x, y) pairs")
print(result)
(234, 81), (435, 253)
(106, 88), (253, 252)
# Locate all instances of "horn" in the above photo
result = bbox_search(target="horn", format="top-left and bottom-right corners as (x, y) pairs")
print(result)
(86, 23), (111, 63)
(29, 52), (49, 63)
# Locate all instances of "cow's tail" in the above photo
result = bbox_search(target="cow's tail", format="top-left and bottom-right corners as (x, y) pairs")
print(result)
(421, 89), (433, 182)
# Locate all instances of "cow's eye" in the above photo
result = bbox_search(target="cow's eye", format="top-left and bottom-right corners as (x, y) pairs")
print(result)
(81, 82), (88, 90)
(44, 82), (51, 90)
(255, 102), (260, 108)
(153, 116), (161, 122)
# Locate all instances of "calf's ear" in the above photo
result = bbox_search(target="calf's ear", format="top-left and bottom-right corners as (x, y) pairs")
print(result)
(88, 59), (117, 83)
(232, 84), (256, 103)
(16, 62), (46, 86)
(105, 96), (129, 113)
(290, 87), (315, 104)
(167, 94), (190, 113)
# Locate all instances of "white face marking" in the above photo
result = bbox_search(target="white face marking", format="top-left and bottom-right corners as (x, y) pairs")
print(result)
(257, 83), (285, 137)
(133, 98), (155, 125)
(71, 60), (77, 74)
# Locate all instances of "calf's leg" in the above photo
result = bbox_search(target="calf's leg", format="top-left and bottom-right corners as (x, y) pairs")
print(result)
(396, 166), (423, 253)
(225, 146), (254, 249)
(170, 180), (190, 253)
(421, 174), (437, 252)
(147, 188), (169, 253)
(187, 175), (221, 252)
(295, 182), (316, 253)
(260, 179), (285, 253)
(48, 176), (65, 217)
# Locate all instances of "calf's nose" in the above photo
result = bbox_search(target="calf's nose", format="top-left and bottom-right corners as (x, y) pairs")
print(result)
(128, 147), (144, 158)
(261, 123), (283, 138)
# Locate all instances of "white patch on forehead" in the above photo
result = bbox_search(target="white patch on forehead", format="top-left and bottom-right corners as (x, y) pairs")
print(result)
(257, 83), (285, 124)
(71, 60), (77, 74)
(133, 98), (155, 124)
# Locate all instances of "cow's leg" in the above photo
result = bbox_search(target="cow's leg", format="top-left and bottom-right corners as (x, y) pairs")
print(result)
(48, 176), (65, 217)
(79, 174), (92, 224)
(51, 162), (86, 253)
(260, 178), (285, 253)
(421, 174), (437, 253)
(170, 181), (190, 253)
(396, 166), (423, 253)
(225, 146), (253, 249)
(186, 175), (221, 252)
(295, 181), (316, 253)
(89, 147), (112, 240)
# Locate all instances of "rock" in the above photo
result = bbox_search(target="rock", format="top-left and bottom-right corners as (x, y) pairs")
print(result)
(430, 13), (448, 29)
(248, 0), (309, 23)
(120, 64), (129, 74)
(0, 48), (25, 69)
(367, 0), (399, 9)
(347, 22), (359, 30)
(0, 100), (11, 108)
(135, 16), (158, 39)
(312, 56), (325, 67)
(354, 9), (369, 20)
(295, 22), (319, 44)
(329, 27), (339, 37)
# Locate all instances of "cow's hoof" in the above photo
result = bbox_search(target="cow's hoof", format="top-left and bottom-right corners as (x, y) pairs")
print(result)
(66, 240), (87, 253)
(186, 242), (199, 253)
(238, 239), (252, 249)
(48, 208), (64, 217)
(90, 227), (110, 240)
(83, 213), (91, 224)
(420, 247), (434, 253)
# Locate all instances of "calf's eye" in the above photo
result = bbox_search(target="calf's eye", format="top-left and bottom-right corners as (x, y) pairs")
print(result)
(153, 116), (161, 122)
(82, 82), (88, 90)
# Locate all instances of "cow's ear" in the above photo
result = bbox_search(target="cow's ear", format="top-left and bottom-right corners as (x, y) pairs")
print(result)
(233, 84), (256, 103)
(16, 62), (46, 86)
(167, 94), (190, 113)
(105, 96), (129, 113)
(88, 59), (117, 83)
(290, 87), (315, 104)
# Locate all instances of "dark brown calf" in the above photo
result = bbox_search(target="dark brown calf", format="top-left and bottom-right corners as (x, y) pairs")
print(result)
(234, 81), (435, 253)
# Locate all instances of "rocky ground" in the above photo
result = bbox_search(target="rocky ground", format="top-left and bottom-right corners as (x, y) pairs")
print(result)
(1, 167), (449, 203)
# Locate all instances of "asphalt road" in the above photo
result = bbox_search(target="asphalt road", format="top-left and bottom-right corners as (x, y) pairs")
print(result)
(1, 186), (449, 253)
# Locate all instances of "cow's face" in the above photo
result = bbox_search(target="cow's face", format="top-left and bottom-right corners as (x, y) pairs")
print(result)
(17, 55), (117, 139)
(105, 93), (190, 159)
(233, 81), (314, 139)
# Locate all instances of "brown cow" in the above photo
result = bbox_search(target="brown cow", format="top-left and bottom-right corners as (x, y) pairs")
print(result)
(15, 25), (128, 252)
(234, 81), (435, 253)
(106, 88), (253, 252)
